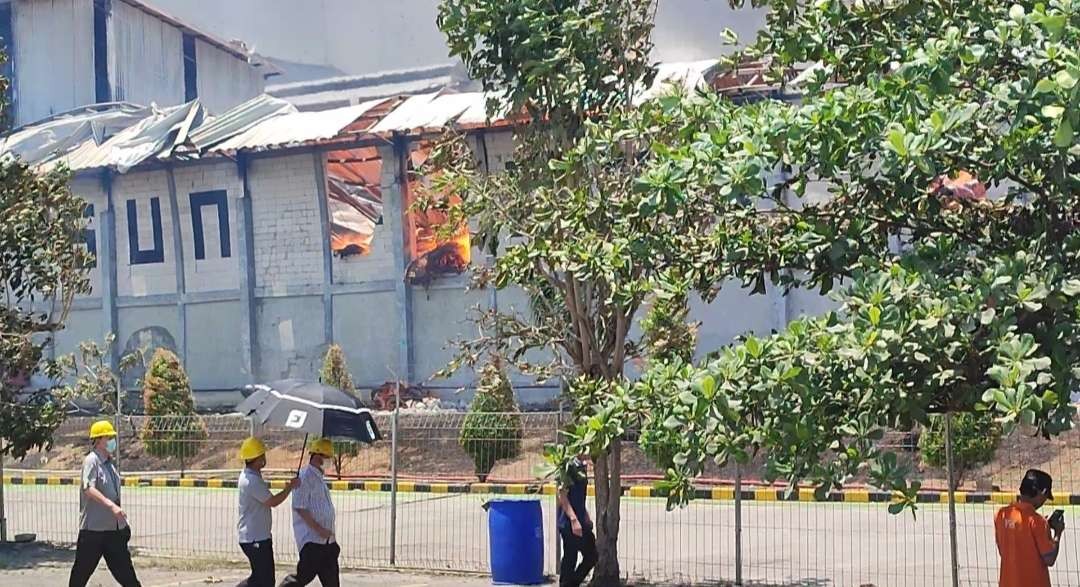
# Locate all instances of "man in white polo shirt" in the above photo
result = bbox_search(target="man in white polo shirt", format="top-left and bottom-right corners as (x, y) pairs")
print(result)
(279, 438), (339, 587)
(236, 437), (299, 587)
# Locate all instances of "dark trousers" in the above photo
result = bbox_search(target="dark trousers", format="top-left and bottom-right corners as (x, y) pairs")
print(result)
(278, 542), (340, 587)
(68, 526), (142, 587)
(238, 539), (275, 587)
(559, 526), (597, 587)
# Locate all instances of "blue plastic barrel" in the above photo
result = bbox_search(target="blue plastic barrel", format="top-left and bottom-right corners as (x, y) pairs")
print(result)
(486, 499), (545, 585)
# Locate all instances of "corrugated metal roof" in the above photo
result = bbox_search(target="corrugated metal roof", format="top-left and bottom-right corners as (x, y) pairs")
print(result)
(209, 98), (390, 153)
(0, 59), (739, 175)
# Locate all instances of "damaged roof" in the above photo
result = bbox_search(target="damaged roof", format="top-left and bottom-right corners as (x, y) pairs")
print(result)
(0, 59), (747, 175)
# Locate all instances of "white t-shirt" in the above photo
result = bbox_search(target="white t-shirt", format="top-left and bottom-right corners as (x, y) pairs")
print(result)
(237, 468), (273, 544)
(291, 464), (336, 549)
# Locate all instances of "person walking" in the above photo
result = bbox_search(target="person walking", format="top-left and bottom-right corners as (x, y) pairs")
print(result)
(237, 437), (300, 587)
(996, 469), (1066, 587)
(69, 420), (142, 587)
(557, 453), (597, 587)
(279, 438), (340, 587)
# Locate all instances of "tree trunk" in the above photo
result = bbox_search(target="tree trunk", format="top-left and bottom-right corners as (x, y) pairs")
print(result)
(591, 439), (622, 585)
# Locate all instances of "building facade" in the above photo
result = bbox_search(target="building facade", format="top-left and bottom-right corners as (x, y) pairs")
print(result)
(1, 0), (271, 127)
(6, 86), (833, 409)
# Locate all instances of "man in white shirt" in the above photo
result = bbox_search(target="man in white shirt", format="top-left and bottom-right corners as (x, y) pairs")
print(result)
(279, 438), (340, 587)
(236, 437), (299, 587)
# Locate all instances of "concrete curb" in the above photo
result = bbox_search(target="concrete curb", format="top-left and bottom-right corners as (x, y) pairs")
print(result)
(6, 475), (1073, 505)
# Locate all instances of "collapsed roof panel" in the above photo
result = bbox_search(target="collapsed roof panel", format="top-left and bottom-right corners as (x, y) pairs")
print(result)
(0, 59), (781, 175)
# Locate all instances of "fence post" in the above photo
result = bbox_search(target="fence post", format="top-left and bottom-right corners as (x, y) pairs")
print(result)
(114, 383), (122, 470)
(945, 412), (960, 587)
(555, 402), (563, 571)
(0, 449), (7, 543)
(389, 381), (400, 566)
(734, 463), (743, 586)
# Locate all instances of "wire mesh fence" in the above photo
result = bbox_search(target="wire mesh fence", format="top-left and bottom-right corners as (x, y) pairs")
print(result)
(3, 411), (1080, 585)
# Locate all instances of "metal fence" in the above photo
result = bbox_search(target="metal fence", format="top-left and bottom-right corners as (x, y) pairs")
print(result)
(3, 411), (1079, 586)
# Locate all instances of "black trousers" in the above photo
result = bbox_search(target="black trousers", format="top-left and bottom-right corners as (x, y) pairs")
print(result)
(278, 542), (340, 587)
(238, 539), (275, 587)
(559, 526), (598, 587)
(68, 526), (142, 587)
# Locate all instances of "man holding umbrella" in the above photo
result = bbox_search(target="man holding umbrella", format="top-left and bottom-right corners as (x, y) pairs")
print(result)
(279, 438), (340, 587)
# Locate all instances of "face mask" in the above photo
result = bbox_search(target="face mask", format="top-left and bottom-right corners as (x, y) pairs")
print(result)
(105, 438), (118, 454)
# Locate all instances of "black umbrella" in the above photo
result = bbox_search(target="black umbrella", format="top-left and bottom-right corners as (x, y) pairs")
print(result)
(237, 379), (382, 465)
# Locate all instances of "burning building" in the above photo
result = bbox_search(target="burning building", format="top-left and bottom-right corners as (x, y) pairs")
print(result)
(0, 59), (832, 409)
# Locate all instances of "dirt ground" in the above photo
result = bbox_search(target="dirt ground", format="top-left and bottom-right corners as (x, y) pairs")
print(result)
(9, 415), (1080, 492)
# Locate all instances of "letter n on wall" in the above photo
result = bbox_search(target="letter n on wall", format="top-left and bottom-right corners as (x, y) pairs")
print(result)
(82, 204), (97, 268)
(189, 190), (231, 260)
(127, 197), (165, 265)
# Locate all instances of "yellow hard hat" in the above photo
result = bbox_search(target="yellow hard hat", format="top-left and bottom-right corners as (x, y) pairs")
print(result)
(239, 437), (267, 462)
(310, 438), (333, 457)
(89, 420), (117, 439)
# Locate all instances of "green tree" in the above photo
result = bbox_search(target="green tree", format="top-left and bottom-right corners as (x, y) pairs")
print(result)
(634, 0), (1080, 513)
(140, 348), (207, 461)
(66, 334), (144, 416)
(431, 0), (729, 579)
(460, 362), (523, 482)
(0, 50), (94, 460)
(320, 343), (360, 479)
(919, 412), (1003, 491)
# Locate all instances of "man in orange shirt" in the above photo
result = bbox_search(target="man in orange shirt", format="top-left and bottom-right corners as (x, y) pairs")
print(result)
(996, 469), (1066, 587)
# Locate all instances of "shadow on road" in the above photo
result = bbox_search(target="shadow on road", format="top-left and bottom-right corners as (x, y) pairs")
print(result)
(0, 541), (76, 570)
(630, 579), (833, 587)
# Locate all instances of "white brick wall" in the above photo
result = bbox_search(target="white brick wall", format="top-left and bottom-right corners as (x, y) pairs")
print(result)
(114, 170), (177, 297)
(173, 162), (242, 292)
(70, 177), (105, 298)
(249, 154), (325, 289)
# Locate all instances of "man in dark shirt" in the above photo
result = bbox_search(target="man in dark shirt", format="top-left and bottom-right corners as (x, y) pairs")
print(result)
(557, 453), (597, 587)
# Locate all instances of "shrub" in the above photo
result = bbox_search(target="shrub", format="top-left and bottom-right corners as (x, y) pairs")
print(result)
(321, 344), (360, 479)
(140, 348), (206, 460)
(919, 411), (1002, 490)
(460, 363), (522, 481)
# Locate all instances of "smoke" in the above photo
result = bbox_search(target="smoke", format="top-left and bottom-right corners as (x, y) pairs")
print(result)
(148, 0), (767, 75)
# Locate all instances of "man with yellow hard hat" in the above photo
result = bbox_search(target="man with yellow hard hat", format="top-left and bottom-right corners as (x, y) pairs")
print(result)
(280, 438), (340, 587)
(236, 437), (299, 587)
(69, 420), (142, 587)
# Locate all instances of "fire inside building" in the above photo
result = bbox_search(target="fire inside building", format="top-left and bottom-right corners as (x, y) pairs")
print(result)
(2, 60), (833, 409)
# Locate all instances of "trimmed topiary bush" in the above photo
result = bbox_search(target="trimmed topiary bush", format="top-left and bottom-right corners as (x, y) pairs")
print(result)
(321, 344), (360, 479)
(460, 362), (522, 482)
(140, 348), (207, 461)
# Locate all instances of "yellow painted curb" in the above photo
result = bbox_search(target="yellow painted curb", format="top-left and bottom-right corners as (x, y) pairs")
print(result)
(628, 486), (651, 498)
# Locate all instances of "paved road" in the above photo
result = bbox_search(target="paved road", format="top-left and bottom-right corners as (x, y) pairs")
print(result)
(7, 485), (1080, 586)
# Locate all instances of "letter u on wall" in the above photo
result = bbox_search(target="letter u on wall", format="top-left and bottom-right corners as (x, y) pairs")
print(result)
(127, 197), (165, 265)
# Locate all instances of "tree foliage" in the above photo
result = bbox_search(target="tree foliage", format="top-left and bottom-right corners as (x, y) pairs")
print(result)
(459, 362), (523, 481)
(430, 0), (736, 579)
(320, 344), (360, 478)
(141, 348), (206, 460)
(64, 333), (144, 416)
(636, 0), (1080, 512)
(919, 412), (1002, 490)
(0, 50), (93, 459)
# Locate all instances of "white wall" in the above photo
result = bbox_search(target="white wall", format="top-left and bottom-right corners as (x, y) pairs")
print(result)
(194, 38), (264, 115)
(114, 170), (177, 297)
(108, 0), (185, 108)
(173, 161), (242, 292)
(249, 154), (325, 290)
(70, 175), (106, 298)
(12, 0), (95, 126)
